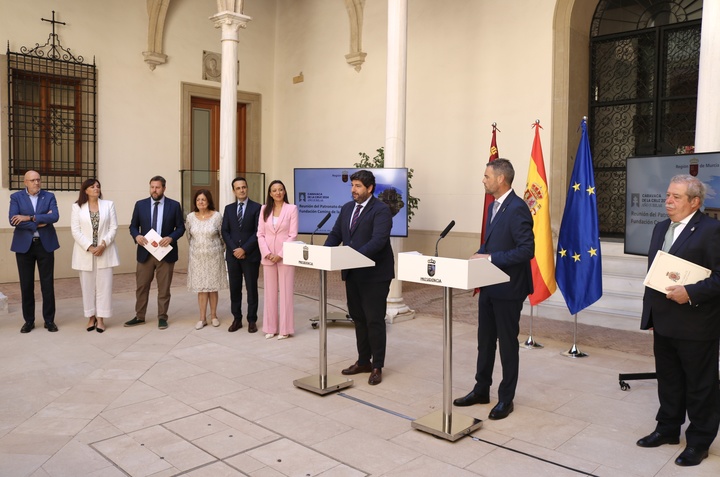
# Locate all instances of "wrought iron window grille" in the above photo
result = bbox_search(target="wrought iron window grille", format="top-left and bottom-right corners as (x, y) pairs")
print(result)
(6, 10), (97, 191)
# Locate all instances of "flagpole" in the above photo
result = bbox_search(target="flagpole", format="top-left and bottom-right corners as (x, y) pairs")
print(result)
(522, 305), (543, 349)
(561, 313), (588, 358)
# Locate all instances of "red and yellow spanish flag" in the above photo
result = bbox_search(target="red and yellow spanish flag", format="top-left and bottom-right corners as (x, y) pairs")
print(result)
(480, 124), (500, 244)
(524, 122), (556, 305)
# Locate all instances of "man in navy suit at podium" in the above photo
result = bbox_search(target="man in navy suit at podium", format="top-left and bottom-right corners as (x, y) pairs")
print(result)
(325, 170), (394, 385)
(454, 158), (534, 420)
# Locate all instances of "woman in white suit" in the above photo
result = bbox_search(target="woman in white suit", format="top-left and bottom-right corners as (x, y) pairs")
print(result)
(71, 179), (120, 332)
(257, 180), (298, 340)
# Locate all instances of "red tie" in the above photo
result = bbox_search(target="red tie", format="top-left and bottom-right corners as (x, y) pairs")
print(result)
(350, 204), (362, 231)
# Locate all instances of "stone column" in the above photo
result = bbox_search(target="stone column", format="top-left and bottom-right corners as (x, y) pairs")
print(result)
(211, 5), (251, 208)
(385, 0), (414, 323)
(695, 1), (720, 152)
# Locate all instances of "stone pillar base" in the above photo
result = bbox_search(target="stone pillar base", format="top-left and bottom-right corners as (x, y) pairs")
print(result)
(386, 296), (415, 324)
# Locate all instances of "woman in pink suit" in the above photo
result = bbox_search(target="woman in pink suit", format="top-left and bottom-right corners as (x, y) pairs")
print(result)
(257, 180), (298, 340)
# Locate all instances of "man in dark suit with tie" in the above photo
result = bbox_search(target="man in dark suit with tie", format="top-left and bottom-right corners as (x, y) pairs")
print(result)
(222, 177), (262, 333)
(125, 176), (185, 329)
(325, 170), (394, 385)
(454, 158), (534, 419)
(636, 175), (720, 467)
(9, 170), (60, 333)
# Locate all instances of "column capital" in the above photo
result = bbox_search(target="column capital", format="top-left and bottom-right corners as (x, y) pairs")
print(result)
(211, 11), (252, 35)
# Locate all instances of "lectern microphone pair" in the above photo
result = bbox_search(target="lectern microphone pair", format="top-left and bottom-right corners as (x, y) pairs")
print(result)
(310, 212), (332, 245)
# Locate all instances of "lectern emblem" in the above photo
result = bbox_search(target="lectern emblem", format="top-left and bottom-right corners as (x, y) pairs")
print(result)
(303, 245), (309, 260)
(427, 258), (436, 277)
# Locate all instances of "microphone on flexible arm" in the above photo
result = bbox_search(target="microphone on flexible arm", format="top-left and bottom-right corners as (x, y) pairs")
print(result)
(434, 220), (456, 257)
(311, 212), (332, 245)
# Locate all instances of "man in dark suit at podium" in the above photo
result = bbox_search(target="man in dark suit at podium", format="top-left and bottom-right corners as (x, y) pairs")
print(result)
(636, 175), (720, 467)
(325, 170), (394, 385)
(125, 176), (185, 329)
(454, 158), (534, 420)
(222, 177), (262, 333)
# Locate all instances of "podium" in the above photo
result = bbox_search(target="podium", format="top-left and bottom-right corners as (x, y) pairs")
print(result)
(284, 242), (374, 395)
(398, 252), (509, 441)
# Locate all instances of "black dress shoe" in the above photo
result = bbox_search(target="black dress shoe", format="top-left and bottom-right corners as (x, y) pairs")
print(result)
(675, 447), (708, 466)
(341, 362), (373, 375)
(636, 431), (680, 448)
(228, 320), (243, 332)
(368, 368), (382, 385)
(44, 322), (59, 332)
(453, 391), (490, 407)
(488, 401), (514, 420)
(248, 322), (258, 333)
(20, 322), (35, 333)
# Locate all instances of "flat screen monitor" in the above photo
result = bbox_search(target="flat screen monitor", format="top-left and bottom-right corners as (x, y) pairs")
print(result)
(294, 168), (409, 237)
(625, 152), (720, 256)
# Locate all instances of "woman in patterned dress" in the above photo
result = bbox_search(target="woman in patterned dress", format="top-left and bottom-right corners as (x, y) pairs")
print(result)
(71, 179), (120, 333)
(186, 189), (227, 329)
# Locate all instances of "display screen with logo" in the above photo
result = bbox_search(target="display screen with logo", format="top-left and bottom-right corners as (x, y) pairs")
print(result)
(625, 152), (720, 255)
(294, 168), (409, 237)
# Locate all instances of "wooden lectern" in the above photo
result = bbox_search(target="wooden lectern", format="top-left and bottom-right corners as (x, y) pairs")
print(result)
(398, 252), (509, 441)
(283, 242), (374, 395)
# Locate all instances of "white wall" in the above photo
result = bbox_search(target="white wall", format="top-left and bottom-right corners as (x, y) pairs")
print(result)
(272, 0), (556, 245)
(0, 0), (559, 281)
(0, 0), (278, 281)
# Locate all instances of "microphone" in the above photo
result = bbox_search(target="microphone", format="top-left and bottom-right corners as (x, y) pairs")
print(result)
(311, 212), (332, 245)
(435, 220), (455, 257)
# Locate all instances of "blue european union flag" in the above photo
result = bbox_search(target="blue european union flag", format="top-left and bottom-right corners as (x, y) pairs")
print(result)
(556, 119), (602, 315)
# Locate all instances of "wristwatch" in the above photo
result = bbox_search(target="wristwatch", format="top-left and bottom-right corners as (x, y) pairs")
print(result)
(31, 215), (35, 222)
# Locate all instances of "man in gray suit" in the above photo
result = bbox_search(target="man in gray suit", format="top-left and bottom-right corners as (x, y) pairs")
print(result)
(636, 175), (720, 467)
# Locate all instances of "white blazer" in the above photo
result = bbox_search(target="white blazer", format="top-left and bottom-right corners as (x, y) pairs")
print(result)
(71, 199), (120, 271)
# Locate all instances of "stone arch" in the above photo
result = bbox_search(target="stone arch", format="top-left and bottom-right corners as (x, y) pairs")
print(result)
(143, 0), (171, 70)
(550, 0), (597, 229)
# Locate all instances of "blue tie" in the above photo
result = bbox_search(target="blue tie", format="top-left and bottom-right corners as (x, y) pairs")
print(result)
(237, 202), (244, 229)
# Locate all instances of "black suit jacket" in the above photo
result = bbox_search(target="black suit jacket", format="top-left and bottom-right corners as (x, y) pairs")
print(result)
(324, 196), (394, 282)
(129, 197), (185, 263)
(640, 211), (720, 340)
(222, 199), (261, 262)
(478, 190), (534, 300)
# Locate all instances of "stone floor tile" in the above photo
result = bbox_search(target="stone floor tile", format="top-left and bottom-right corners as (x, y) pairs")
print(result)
(100, 396), (198, 433)
(181, 460), (246, 476)
(380, 455), (479, 477)
(128, 425), (215, 471)
(105, 381), (167, 411)
(256, 407), (351, 447)
(151, 371), (246, 406)
(246, 438), (340, 476)
(313, 429), (419, 475)
(162, 412), (231, 441)
(40, 439), (114, 477)
(93, 434), (175, 477)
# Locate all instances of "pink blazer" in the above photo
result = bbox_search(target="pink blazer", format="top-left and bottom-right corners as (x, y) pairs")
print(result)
(257, 203), (299, 266)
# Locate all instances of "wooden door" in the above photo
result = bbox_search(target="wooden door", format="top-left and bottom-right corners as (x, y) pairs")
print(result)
(190, 97), (246, 207)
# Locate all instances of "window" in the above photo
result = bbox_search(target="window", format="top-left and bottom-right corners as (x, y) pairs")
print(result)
(7, 46), (96, 191)
(589, 0), (702, 237)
